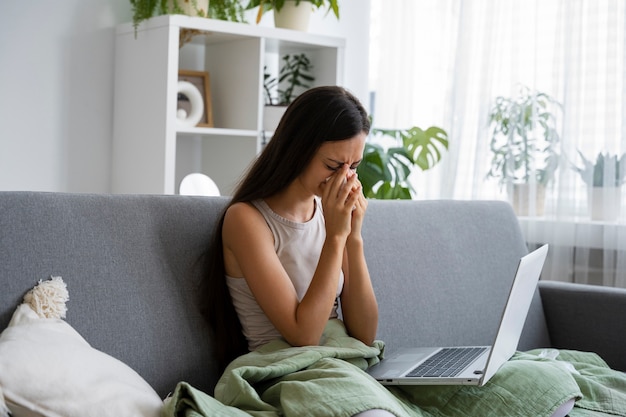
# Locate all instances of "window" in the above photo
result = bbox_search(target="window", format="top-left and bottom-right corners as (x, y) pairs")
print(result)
(368, 0), (626, 287)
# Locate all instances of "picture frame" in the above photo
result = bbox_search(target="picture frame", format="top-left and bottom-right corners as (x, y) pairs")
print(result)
(178, 70), (214, 127)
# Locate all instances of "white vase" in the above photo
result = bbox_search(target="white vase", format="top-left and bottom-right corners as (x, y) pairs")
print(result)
(274, 1), (312, 31)
(509, 183), (546, 216)
(589, 186), (621, 221)
(168, 0), (209, 17)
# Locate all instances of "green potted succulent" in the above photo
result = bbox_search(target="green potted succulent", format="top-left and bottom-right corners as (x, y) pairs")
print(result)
(246, 0), (339, 30)
(573, 151), (626, 220)
(486, 85), (561, 215)
(130, 0), (245, 34)
(263, 53), (314, 130)
(573, 151), (626, 188)
(357, 126), (449, 199)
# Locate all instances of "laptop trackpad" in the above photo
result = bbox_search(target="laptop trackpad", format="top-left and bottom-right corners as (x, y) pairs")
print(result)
(369, 347), (437, 378)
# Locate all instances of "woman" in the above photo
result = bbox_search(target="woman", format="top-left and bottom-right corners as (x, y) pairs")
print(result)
(200, 86), (576, 417)
(203, 85), (379, 367)
(201, 85), (391, 416)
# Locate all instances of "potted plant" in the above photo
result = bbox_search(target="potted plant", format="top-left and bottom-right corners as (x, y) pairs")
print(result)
(573, 151), (626, 220)
(207, 0), (246, 22)
(486, 85), (561, 215)
(263, 53), (314, 131)
(246, 0), (339, 31)
(357, 126), (449, 199)
(130, 0), (245, 34)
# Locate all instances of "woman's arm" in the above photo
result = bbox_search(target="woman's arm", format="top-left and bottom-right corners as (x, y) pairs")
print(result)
(223, 202), (344, 347)
(339, 188), (379, 345)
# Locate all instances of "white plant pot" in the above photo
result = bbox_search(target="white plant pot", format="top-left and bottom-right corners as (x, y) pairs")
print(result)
(274, 1), (312, 31)
(263, 105), (287, 132)
(168, 0), (209, 17)
(589, 186), (621, 221)
(509, 183), (545, 217)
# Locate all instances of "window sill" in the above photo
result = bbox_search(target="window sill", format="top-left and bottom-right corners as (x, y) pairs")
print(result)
(517, 217), (626, 250)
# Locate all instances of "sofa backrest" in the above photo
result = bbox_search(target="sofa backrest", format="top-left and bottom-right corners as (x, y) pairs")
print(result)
(0, 193), (550, 399)
(362, 199), (550, 355)
(0, 192), (226, 398)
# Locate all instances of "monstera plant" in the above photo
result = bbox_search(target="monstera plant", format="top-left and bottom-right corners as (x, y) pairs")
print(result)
(357, 126), (449, 199)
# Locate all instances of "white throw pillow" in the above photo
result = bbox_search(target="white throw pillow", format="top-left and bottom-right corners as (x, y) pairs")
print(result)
(0, 278), (163, 417)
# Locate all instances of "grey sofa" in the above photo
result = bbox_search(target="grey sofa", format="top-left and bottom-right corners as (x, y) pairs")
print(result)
(1, 191), (625, 402)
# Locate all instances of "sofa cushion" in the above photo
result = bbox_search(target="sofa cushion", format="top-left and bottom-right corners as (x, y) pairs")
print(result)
(0, 278), (163, 417)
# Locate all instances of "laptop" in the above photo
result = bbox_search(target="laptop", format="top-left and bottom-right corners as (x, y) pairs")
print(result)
(366, 244), (549, 387)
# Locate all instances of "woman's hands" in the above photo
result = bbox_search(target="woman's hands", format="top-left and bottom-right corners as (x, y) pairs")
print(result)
(348, 180), (367, 245)
(320, 165), (365, 243)
(321, 167), (377, 346)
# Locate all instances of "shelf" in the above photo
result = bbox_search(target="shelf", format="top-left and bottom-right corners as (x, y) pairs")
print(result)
(176, 126), (258, 137)
(117, 15), (346, 49)
(112, 15), (344, 195)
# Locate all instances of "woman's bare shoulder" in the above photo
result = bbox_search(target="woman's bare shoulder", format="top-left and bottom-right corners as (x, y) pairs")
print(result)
(223, 202), (270, 238)
(226, 201), (255, 216)
(225, 201), (262, 224)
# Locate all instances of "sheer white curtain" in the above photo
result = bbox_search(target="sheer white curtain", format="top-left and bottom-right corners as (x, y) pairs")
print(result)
(369, 0), (626, 287)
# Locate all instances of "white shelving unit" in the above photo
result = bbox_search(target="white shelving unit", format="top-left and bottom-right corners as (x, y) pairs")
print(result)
(112, 15), (345, 195)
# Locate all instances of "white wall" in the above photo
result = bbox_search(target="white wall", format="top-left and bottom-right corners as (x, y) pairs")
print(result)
(0, 0), (370, 193)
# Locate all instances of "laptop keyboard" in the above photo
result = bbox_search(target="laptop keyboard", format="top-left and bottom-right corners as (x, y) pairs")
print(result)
(406, 347), (488, 378)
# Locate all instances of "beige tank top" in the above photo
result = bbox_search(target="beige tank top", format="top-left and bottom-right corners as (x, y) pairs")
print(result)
(226, 198), (344, 351)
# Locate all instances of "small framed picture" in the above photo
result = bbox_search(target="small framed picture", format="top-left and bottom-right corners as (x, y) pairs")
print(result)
(178, 70), (214, 127)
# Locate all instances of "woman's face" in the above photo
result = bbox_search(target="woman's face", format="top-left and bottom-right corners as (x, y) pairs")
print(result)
(300, 132), (367, 197)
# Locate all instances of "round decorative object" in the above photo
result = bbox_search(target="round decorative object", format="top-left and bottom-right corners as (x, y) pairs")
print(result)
(176, 81), (204, 127)
(179, 173), (220, 196)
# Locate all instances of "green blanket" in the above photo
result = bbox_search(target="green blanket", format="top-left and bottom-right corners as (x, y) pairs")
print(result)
(163, 320), (626, 417)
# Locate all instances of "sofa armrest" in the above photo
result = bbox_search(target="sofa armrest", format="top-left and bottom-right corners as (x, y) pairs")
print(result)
(538, 280), (626, 371)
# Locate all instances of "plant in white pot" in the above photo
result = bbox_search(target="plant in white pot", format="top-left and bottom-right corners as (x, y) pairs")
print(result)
(246, 0), (339, 31)
(130, 0), (245, 34)
(263, 53), (314, 131)
(486, 86), (561, 216)
(573, 151), (626, 221)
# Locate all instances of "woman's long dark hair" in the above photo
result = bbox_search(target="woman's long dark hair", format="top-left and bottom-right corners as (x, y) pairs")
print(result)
(199, 86), (370, 373)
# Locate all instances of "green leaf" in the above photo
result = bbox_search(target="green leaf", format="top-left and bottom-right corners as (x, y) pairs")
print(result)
(486, 85), (561, 187)
(402, 126), (449, 171)
(357, 125), (449, 200)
